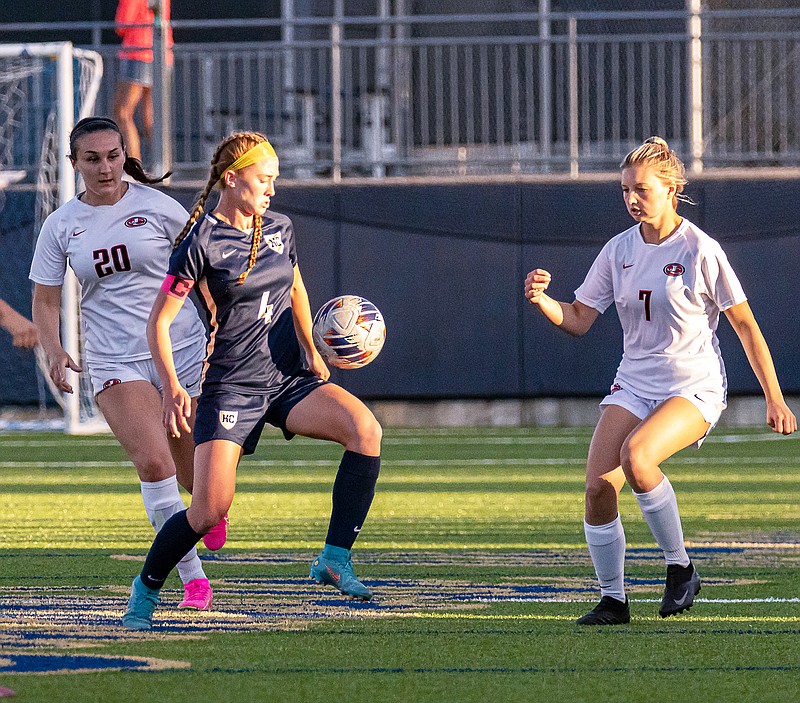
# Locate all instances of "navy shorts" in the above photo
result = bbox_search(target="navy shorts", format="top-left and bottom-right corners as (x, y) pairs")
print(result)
(194, 373), (327, 455)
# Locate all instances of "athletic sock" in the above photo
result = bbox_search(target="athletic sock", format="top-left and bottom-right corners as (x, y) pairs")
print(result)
(140, 510), (204, 590)
(140, 477), (206, 584)
(584, 516), (627, 602)
(634, 476), (690, 566)
(325, 451), (380, 550)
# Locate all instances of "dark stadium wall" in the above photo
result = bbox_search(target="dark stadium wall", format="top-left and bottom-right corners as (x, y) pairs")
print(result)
(2, 179), (799, 405)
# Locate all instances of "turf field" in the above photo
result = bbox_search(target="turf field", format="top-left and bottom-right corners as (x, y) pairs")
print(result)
(1, 426), (799, 702)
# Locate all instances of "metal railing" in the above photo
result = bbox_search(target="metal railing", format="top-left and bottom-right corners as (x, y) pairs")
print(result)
(3, 6), (800, 180)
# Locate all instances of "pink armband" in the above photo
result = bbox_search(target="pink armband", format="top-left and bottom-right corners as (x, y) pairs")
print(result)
(161, 274), (195, 300)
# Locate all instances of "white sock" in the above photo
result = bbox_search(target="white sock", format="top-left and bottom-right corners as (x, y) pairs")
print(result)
(584, 516), (626, 602)
(140, 476), (207, 584)
(634, 476), (690, 567)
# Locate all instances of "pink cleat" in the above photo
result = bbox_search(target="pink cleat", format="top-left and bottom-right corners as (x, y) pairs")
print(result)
(202, 514), (229, 551)
(178, 578), (213, 610)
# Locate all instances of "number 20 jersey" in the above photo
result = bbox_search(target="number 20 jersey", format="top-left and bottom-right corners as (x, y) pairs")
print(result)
(29, 182), (206, 365)
(574, 218), (747, 398)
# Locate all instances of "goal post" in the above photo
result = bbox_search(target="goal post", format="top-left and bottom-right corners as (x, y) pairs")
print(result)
(0, 42), (105, 433)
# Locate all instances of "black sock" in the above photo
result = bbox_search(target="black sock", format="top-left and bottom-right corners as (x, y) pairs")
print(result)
(140, 510), (203, 590)
(325, 450), (380, 550)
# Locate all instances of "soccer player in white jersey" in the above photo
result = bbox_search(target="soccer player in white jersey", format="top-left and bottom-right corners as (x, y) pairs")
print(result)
(524, 137), (797, 625)
(30, 116), (225, 612)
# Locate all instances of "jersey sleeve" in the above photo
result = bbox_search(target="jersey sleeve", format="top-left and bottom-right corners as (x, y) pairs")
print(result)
(29, 213), (68, 286)
(284, 217), (298, 266)
(700, 241), (747, 311)
(157, 194), (190, 246)
(574, 242), (615, 313)
(168, 227), (206, 283)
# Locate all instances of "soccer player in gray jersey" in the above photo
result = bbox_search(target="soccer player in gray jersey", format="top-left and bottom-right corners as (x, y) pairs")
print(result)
(31, 117), (220, 613)
(122, 132), (382, 630)
(524, 137), (796, 625)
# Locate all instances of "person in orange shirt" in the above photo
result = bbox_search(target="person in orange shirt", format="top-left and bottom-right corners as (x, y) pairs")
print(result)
(113, 0), (173, 161)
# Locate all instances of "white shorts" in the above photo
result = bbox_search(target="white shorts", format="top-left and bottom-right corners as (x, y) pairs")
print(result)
(600, 384), (726, 446)
(88, 343), (205, 398)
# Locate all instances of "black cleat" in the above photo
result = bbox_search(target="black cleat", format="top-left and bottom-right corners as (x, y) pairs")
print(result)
(576, 595), (630, 626)
(659, 563), (701, 618)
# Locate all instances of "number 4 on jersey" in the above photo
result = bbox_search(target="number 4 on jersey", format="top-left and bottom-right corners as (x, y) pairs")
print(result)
(258, 291), (274, 324)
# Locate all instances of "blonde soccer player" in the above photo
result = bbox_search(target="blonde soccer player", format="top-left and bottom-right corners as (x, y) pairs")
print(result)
(122, 132), (382, 630)
(30, 116), (226, 613)
(524, 136), (797, 625)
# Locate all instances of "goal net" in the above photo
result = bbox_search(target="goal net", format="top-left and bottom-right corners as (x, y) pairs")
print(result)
(0, 42), (105, 433)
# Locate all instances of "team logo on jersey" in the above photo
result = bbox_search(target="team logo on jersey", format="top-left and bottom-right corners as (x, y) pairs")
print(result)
(266, 233), (284, 254)
(124, 216), (148, 228)
(663, 263), (685, 277)
(610, 383), (623, 394)
(219, 411), (238, 430)
(102, 378), (122, 389)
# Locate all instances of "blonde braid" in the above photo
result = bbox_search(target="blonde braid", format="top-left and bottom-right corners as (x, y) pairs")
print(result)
(173, 134), (244, 249)
(174, 179), (213, 249)
(237, 213), (262, 284)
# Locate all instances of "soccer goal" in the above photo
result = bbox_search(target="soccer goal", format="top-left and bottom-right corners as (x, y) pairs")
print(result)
(0, 42), (106, 434)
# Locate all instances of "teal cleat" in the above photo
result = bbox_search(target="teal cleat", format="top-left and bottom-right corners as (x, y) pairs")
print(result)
(310, 545), (372, 601)
(122, 575), (160, 630)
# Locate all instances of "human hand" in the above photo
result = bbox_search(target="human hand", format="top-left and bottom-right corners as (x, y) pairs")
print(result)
(2, 308), (39, 348)
(524, 268), (552, 305)
(48, 350), (82, 394)
(308, 349), (331, 381)
(163, 383), (192, 438)
(766, 400), (798, 435)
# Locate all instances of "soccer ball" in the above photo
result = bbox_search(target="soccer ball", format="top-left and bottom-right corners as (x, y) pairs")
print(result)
(312, 295), (386, 369)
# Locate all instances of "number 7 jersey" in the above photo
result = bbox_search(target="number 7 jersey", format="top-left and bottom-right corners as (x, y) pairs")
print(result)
(574, 218), (747, 398)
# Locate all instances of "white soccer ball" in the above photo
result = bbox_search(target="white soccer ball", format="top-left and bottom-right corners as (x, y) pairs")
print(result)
(312, 295), (386, 369)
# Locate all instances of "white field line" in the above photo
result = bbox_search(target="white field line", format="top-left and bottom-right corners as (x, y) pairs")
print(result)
(1, 456), (799, 470)
(0, 433), (795, 448)
(469, 596), (800, 604)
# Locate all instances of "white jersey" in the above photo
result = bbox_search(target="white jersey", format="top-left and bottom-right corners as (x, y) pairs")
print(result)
(30, 182), (206, 364)
(574, 218), (747, 398)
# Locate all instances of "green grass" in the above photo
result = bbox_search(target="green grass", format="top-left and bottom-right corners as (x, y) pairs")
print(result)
(1, 427), (799, 702)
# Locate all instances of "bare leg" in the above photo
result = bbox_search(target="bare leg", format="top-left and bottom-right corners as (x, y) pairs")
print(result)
(623, 396), (709, 565)
(620, 396), (709, 493)
(585, 405), (640, 525)
(97, 381), (207, 585)
(580, 405), (640, 607)
(113, 80), (146, 159)
(287, 383), (382, 599)
(285, 383), (381, 454)
(96, 380), (177, 482)
(186, 439), (242, 534)
(166, 396), (198, 493)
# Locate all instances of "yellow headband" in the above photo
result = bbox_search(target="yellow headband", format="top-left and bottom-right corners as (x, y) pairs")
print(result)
(219, 141), (279, 182)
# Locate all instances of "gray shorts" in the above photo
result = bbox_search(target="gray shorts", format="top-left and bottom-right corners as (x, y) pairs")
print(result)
(89, 342), (205, 398)
(118, 58), (153, 87)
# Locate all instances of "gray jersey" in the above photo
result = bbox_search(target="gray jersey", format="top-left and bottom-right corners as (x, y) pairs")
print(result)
(30, 182), (206, 364)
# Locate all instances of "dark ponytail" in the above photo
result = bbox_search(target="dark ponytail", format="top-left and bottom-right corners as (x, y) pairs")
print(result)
(69, 116), (170, 184)
(123, 155), (171, 185)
